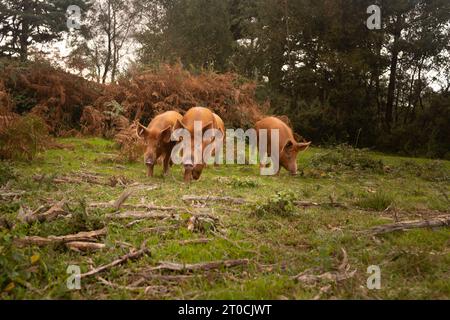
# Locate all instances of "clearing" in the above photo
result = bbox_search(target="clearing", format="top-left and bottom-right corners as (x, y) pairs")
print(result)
(0, 138), (449, 299)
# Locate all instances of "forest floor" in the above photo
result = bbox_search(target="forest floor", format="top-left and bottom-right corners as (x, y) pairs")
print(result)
(0, 138), (449, 299)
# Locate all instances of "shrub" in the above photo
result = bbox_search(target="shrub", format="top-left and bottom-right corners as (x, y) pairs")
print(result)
(0, 162), (16, 186)
(0, 115), (51, 160)
(252, 191), (297, 217)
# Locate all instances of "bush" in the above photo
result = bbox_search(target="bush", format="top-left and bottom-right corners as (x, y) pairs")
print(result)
(309, 144), (384, 174)
(0, 115), (52, 160)
(252, 191), (297, 217)
(0, 162), (16, 186)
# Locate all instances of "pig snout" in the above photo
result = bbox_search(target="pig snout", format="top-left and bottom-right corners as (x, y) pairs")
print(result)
(183, 158), (194, 170)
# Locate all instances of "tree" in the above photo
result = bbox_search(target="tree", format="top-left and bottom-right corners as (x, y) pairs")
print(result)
(68, 0), (142, 83)
(138, 0), (234, 71)
(0, 0), (90, 61)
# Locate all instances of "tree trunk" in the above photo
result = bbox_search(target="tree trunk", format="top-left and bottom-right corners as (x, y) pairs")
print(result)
(385, 14), (403, 130)
(102, 1), (113, 84)
(19, 2), (31, 61)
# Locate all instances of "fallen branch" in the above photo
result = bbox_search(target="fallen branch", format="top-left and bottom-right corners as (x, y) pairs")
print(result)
(89, 202), (180, 212)
(148, 259), (249, 273)
(97, 277), (167, 294)
(33, 173), (109, 186)
(294, 201), (347, 209)
(80, 246), (150, 278)
(182, 195), (246, 205)
(139, 274), (197, 282)
(105, 211), (180, 220)
(368, 215), (450, 235)
(19, 200), (68, 224)
(0, 190), (26, 198)
(294, 269), (356, 284)
(66, 242), (106, 252)
(113, 189), (134, 210)
(293, 248), (356, 285)
(14, 228), (107, 247)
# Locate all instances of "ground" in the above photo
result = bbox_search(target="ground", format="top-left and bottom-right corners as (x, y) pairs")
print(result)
(0, 138), (449, 300)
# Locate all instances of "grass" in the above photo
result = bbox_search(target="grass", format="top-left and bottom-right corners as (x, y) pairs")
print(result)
(0, 138), (449, 300)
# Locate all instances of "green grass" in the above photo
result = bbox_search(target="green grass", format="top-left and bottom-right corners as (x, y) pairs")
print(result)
(0, 138), (449, 300)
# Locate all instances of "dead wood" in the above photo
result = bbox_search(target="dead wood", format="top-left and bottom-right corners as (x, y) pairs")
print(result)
(97, 277), (168, 294)
(105, 211), (180, 220)
(19, 200), (68, 224)
(139, 274), (197, 282)
(368, 215), (450, 235)
(293, 248), (356, 285)
(113, 189), (133, 210)
(182, 195), (246, 205)
(148, 259), (249, 273)
(14, 228), (107, 247)
(294, 201), (348, 209)
(89, 202), (180, 212)
(0, 190), (26, 198)
(66, 242), (106, 252)
(80, 245), (150, 278)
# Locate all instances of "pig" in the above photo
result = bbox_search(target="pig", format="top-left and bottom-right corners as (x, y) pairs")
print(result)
(212, 113), (225, 165)
(136, 110), (183, 177)
(213, 113), (225, 138)
(255, 116), (311, 175)
(173, 107), (219, 182)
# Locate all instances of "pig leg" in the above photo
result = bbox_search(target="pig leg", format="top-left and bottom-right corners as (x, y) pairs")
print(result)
(147, 164), (154, 177)
(163, 154), (171, 176)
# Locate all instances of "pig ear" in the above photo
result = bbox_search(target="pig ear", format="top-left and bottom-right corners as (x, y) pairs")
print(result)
(173, 119), (186, 142)
(160, 126), (173, 144)
(202, 121), (214, 134)
(293, 133), (304, 142)
(174, 119), (186, 131)
(282, 140), (295, 153)
(295, 141), (311, 152)
(136, 123), (148, 139)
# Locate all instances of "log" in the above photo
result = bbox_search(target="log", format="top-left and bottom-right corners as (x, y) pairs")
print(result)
(368, 215), (450, 235)
(14, 228), (107, 247)
(148, 259), (249, 273)
(182, 195), (246, 204)
(80, 246), (150, 278)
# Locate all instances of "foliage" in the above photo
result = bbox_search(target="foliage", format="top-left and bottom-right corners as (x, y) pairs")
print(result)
(0, 161), (16, 186)
(393, 160), (450, 183)
(355, 192), (395, 211)
(0, 0), (90, 61)
(309, 145), (384, 174)
(252, 191), (297, 217)
(0, 114), (51, 160)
